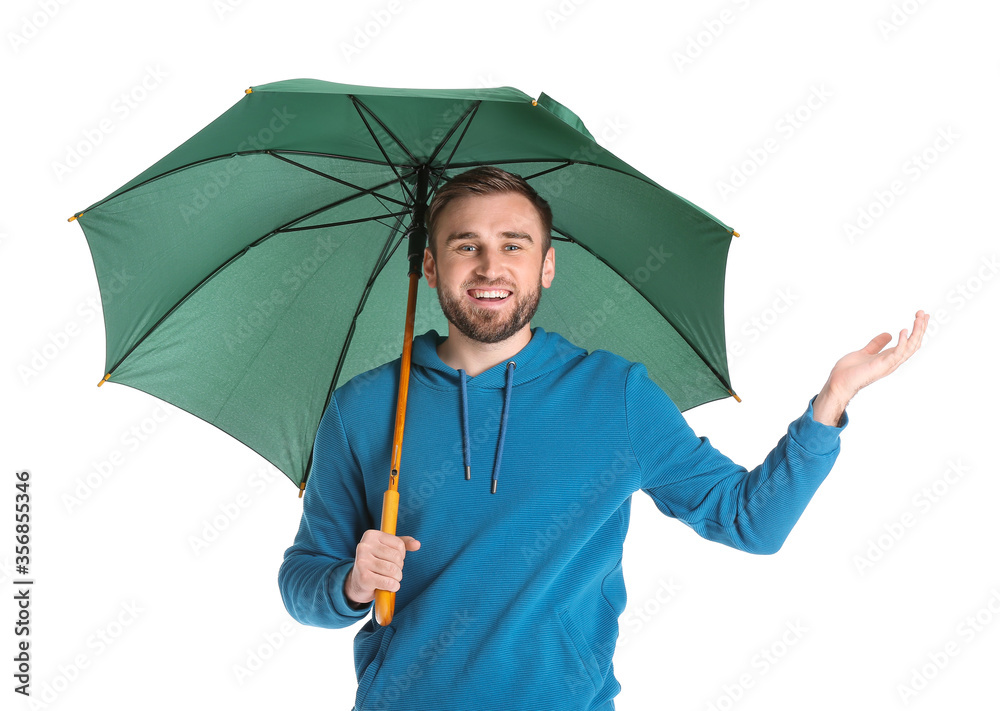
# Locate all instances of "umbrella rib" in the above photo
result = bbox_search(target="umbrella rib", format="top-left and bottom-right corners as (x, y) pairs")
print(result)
(74, 152), (409, 216)
(100, 210), (409, 380)
(551, 224), (733, 395)
(280, 211), (409, 233)
(428, 101), (481, 167)
(277, 169), (417, 231)
(267, 152), (410, 207)
(302, 210), (410, 488)
(521, 162), (573, 182)
(349, 95), (416, 204)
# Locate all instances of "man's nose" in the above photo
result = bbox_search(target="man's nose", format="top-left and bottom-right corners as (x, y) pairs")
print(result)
(475, 249), (504, 279)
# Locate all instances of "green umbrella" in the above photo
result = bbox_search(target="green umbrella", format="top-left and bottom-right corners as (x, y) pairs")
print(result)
(71, 79), (739, 622)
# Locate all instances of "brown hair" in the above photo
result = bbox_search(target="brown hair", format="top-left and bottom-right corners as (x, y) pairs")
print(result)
(425, 166), (553, 255)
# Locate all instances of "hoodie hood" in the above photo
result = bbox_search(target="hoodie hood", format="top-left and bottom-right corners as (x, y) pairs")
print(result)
(408, 327), (586, 493)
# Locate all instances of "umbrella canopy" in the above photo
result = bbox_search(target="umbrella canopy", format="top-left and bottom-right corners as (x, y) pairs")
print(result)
(72, 79), (738, 491)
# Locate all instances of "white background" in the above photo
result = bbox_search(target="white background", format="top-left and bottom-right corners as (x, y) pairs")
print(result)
(3, 0), (998, 709)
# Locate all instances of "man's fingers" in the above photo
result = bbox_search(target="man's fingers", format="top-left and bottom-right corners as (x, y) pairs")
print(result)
(400, 536), (421, 552)
(864, 332), (893, 354)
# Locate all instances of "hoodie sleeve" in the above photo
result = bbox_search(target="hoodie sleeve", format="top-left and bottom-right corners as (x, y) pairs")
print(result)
(626, 363), (846, 554)
(278, 394), (374, 627)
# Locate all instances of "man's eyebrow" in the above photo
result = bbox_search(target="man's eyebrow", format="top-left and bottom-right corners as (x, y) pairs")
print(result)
(444, 231), (535, 245)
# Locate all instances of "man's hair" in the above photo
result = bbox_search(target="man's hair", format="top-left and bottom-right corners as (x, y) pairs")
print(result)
(425, 166), (553, 256)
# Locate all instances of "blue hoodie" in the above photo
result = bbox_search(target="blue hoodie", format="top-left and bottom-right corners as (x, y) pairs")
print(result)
(279, 328), (846, 711)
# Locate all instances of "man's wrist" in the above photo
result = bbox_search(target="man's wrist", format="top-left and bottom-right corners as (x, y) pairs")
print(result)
(813, 382), (851, 427)
(343, 567), (368, 610)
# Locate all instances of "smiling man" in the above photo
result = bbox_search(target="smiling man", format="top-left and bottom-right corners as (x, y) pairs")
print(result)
(279, 167), (928, 711)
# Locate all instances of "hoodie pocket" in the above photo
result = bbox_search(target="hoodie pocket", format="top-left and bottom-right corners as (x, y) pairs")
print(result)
(558, 609), (603, 694)
(355, 625), (395, 710)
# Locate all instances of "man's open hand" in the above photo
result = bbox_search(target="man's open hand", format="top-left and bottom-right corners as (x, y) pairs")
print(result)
(813, 310), (930, 427)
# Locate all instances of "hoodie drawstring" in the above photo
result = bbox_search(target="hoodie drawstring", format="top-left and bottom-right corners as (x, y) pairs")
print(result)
(459, 369), (471, 480)
(457, 361), (516, 494)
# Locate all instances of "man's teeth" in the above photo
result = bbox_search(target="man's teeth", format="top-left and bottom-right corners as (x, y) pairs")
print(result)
(472, 290), (509, 299)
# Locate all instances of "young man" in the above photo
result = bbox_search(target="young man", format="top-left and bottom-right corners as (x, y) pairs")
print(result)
(279, 167), (928, 711)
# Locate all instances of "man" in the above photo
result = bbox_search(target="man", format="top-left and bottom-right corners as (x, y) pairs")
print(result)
(279, 167), (928, 711)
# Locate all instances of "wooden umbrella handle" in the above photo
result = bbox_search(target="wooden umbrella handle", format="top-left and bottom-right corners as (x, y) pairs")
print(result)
(373, 489), (400, 624)
(374, 271), (420, 627)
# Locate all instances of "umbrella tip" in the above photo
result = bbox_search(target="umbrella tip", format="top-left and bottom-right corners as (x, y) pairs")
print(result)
(68, 213), (80, 222)
(298, 481), (306, 498)
(245, 87), (253, 94)
(97, 373), (111, 387)
(731, 230), (740, 238)
(729, 389), (742, 403)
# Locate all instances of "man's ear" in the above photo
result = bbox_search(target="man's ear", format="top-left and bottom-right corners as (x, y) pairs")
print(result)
(423, 247), (437, 288)
(541, 246), (555, 288)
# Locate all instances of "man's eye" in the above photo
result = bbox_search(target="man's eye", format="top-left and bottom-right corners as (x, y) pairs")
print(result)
(504, 244), (520, 251)
(458, 244), (477, 252)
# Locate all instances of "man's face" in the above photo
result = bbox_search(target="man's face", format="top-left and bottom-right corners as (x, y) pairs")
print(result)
(424, 192), (555, 345)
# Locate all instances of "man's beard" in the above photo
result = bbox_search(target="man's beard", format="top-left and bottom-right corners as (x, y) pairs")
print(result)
(436, 275), (543, 344)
